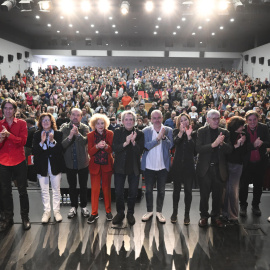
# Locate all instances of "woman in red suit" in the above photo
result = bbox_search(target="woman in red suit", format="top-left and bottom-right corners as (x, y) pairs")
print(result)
(87, 114), (114, 224)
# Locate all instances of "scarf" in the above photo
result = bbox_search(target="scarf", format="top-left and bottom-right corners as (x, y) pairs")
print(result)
(247, 126), (260, 162)
(94, 130), (108, 165)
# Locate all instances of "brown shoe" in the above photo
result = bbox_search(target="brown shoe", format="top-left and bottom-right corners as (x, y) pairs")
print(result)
(198, 218), (208, 227)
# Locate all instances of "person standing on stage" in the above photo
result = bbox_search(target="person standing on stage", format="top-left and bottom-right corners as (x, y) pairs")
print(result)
(196, 109), (232, 228)
(0, 98), (31, 231)
(112, 111), (144, 226)
(239, 110), (270, 217)
(141, 110), (174, 224)
(60, 108), (90, 219)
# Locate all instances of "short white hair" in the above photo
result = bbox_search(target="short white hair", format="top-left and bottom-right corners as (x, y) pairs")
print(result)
(151, 109), (163, 118)
(121, 110), (136, 122)
(207, 109), (220, 119)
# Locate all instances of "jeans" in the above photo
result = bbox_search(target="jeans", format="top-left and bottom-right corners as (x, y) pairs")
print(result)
(0, 161), (29, 220)
(199, 165), (224, 219)
(144, 169), (168, 212)
(38, 173), (61, 212)
(66, 167), (89, 209)
(223, 163), (243, 220)
(239, 162), (265, 207)
(114, 173), (139, 215)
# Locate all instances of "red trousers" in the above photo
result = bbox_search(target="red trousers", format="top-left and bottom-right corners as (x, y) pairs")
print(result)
(90, 169), (112, 215)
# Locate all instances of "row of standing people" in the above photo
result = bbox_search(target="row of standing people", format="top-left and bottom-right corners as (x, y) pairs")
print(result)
(0, 97), (269, 231)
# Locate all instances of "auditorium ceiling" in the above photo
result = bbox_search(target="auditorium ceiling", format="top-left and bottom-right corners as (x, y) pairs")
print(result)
(1, 0), (270, 50)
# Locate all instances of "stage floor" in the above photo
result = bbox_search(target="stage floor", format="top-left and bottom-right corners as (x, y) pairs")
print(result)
(0, 190), (270, 270)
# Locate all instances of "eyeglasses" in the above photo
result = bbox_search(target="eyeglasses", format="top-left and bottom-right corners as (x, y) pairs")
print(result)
(210, 117), (220, 121)
(42, 119), (51, 123)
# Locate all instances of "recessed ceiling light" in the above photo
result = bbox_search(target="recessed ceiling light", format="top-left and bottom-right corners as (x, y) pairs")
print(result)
(36, 15), (40, 19)
(76, 30), (79, 33)
(182, 17), (186, 21)
(206, 18), (210, 22)
(198, 26), (202, 29)
(155, 25), (159, 28)
(115, 31), (118, 34)
(230, 18), (234, 22)
(220, 26), (224, 30)
(109, 16), (113, 20)
(112, 24), (116, 27)
(91, 24), (94, 27)
(84, 16), (88, 20)
(60, 16), (64, 19)
(145, 1), (154, 12)
(154, 31), (157, 34)
(106, 43), (109, 45)
(212, 32), (215, 35)
(177, 25), (180, 29)
(192, 32), (195, 35)
(57, 30), (60, 33)
(47, 24), (51, 27)
(69, 24), (73, 27)
(157, 17), (162, 21)
(134, 26), (137, 28)
(95, 30), (99, 33)
(200, 41), (202, 44)
(173, 32), (176, 35)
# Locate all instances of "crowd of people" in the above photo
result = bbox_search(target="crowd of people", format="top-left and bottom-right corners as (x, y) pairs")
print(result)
(0, 65), (270, 232)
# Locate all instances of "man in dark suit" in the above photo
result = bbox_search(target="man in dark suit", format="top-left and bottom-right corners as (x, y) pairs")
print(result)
(196, 109), (232, 227)
(239, 110), (270, 217)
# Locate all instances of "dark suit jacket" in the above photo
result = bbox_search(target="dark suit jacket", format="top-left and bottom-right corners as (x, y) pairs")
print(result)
(33, 130), (64, 176)
(243, 122), (270, 167)
(87, 130), (114, 175)
(196, 125), (232, 181)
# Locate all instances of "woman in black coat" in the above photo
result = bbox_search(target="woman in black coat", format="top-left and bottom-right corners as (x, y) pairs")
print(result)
(33, 113), (64, 224)
(171, 113), (195, 225)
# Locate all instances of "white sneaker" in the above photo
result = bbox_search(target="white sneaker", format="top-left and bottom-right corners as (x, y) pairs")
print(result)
(41, 211), (51, 224)
(67, 207), (77, 218)
(142, 212), (153, 221)
(156, 212), (166, 224)
(54, 211), (63, 222)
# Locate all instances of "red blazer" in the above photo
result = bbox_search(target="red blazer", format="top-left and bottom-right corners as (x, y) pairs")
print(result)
(87, 129), (114, 175)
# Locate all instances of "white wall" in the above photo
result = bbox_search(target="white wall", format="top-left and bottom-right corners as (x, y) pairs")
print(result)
(0, 38), (42, 79)
(243, 43), (270, 80)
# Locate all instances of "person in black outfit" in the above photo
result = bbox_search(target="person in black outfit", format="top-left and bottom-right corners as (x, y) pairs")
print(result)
(112, 111), (144, 226)
(222, 116), (246, 225)
(239, 110), (270, 217)
(171, 113), (195, 225)
(196, 109), (232, 228)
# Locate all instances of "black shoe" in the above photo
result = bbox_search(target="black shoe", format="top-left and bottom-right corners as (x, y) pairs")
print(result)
(198, 218), (208, 228)
(228, 219), (239, 225)
(252, 206), (262, 216)
(127, 213), (135, 226)
(87, 214), (99, 224)
(240, 205), (247, 217)
(171, 212), (177, 224)
(184, 215), (190, 225)
(211, 218), (224, 228)
(22, 218), (31, 230)
(112, 213), (125, 225)
(0, 219), (14, 232)
(106, 212), (113, 221)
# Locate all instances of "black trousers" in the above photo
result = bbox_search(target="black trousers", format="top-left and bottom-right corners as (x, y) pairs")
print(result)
(199, 165), (224, 219)
(66, 167), (89, 209)
(173, 173), (193, 214)
(0, 160), (29, 220)
(239, 161), (265, 207)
